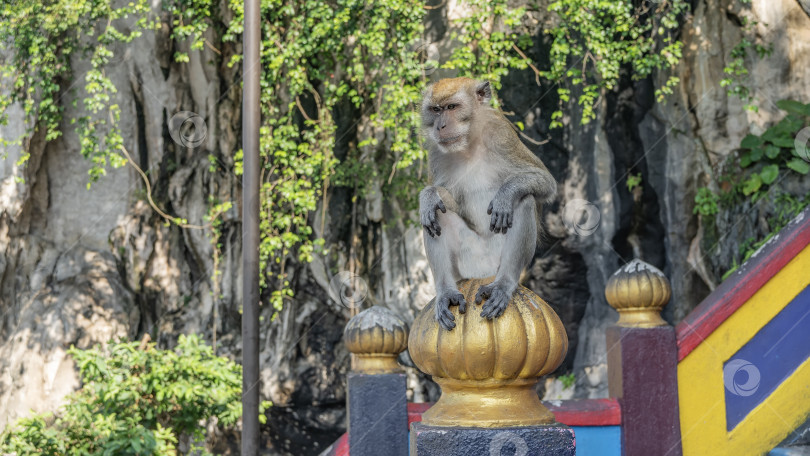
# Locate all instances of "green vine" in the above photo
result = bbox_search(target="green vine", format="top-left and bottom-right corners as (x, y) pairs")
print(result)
(165, 0), (216, 62)
(221, 0), (534, 313)
(542, 0), (688, 127)
(1, 0), (536, 316)
(719, 2), (773, 111)
(0, 0), (153, 184)
(443, 0), (533, 92)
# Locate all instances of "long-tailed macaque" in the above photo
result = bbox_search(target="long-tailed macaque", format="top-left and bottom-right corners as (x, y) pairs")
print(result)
(419, 77), (557, 331)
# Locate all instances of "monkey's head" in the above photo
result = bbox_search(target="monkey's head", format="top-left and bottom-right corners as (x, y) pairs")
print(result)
(421, 77), (492, 154)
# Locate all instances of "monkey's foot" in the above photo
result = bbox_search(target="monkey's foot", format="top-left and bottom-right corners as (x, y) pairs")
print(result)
(435, 290), (467, 330)
(475, 282), (513, 320)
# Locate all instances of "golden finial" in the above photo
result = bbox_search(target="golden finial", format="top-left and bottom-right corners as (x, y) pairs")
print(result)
(408, 278), (568, 427)
(605, 259), (671, 328)
(344, 306), (409, 374)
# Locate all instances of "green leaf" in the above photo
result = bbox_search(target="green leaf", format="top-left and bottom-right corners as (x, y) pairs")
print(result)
(771, 137), (796, 148)
(778, 115), (804, 135)
(749, 146), (764, 162)
(740, 134), (763, 149)
(740, 151), (753, 168)
(762, 116), (801, 144)
(764, 144), (781, 159)
(786, 158), (810, 175)
(742, 173), (762, 196)
(776, 99), (810, 116)
(759, 164), (778, 184)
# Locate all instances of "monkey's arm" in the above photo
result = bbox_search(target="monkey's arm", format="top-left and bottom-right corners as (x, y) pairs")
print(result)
(500, 168), (556, 203)
(420, 185), (459, 237)
(482, 116), (557, 232)
(488, 169), (556, 233)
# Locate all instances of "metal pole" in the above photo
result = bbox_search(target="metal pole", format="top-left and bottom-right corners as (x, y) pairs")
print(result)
(242, 0), (261, 451)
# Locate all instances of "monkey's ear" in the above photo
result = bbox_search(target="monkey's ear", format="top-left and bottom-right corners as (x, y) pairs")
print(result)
(476, 81), (492, 104)
(421, 84), (435, 109)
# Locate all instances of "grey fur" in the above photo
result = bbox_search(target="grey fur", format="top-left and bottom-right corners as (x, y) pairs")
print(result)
(419, 78), (557, 330)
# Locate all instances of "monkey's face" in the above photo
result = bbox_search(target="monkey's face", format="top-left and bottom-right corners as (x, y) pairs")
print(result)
(421, 78), (492, 154)
(423, 100), (471, 153)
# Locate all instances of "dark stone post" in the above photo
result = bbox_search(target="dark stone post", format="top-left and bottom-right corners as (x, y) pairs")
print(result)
(605, 259), (683, 456)
(410, 423), (576, 456)
(344, 306), (409, 456)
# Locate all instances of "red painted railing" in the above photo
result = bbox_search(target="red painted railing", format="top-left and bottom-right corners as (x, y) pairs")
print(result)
(675, 207), (810, 361)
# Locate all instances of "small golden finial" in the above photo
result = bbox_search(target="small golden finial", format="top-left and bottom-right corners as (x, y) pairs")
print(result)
(344, 306), (409, 374)
(605, 259), (671, 328)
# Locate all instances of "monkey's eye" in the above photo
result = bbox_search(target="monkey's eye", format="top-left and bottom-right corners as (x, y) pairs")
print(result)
(447, 104), (457, 110)
(431, 106), (441, 113)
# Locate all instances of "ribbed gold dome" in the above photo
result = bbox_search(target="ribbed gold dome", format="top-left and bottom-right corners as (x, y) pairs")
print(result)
(605, 259), (671, 328)
(409, 278), (568, 427)
(344, 306), (409, 373)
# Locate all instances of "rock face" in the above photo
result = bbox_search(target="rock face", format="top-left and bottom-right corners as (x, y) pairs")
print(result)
(1, 0), (809, 454)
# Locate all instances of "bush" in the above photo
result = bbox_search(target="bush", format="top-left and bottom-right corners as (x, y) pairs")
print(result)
(0, 334), (269, 455)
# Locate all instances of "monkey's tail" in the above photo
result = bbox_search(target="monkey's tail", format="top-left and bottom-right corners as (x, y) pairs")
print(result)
(535, 201), (553, 248)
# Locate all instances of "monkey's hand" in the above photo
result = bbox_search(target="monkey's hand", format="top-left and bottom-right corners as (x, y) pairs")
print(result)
(487, 192), (514, 234)
(420, 187), (447, 237)
(475, 282), (514, 319)
(435, 289), (467, 330)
